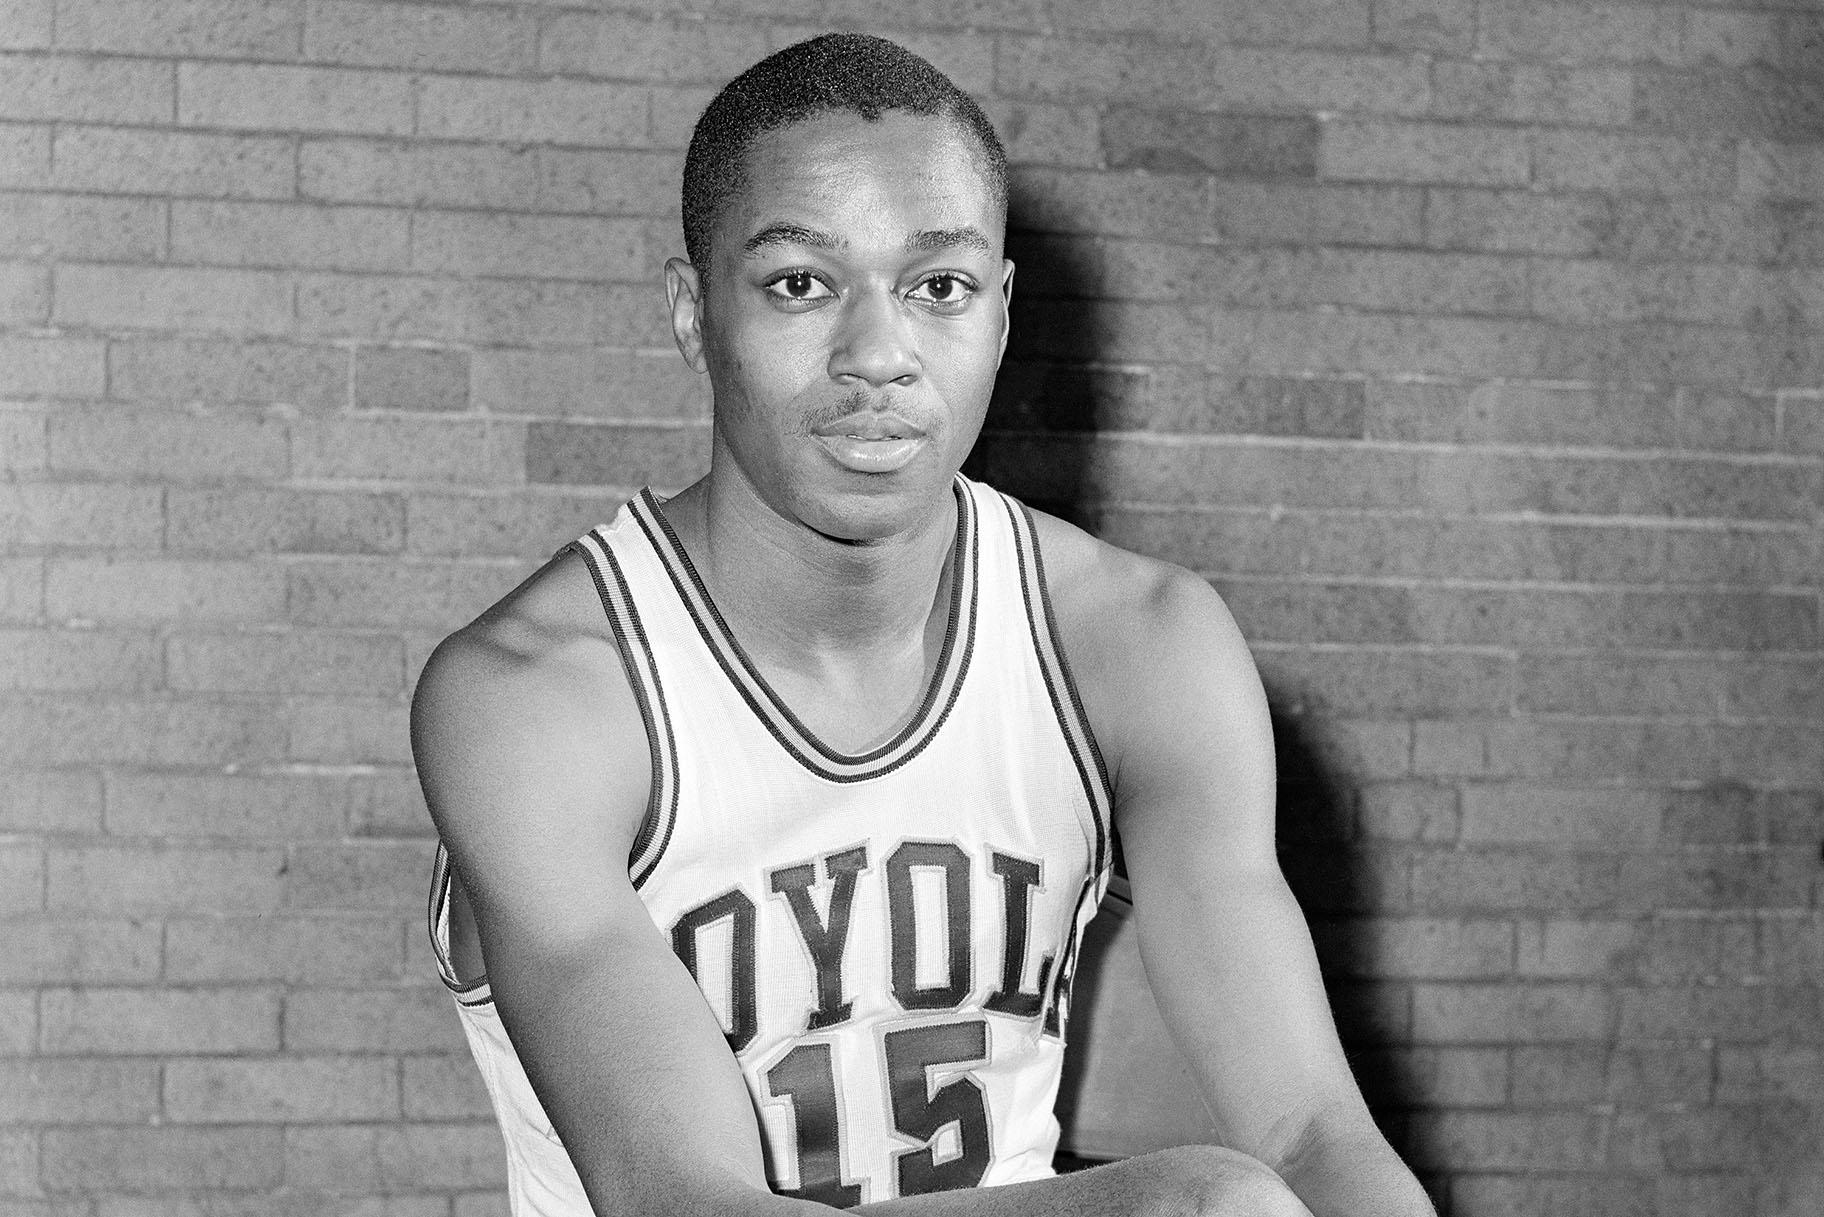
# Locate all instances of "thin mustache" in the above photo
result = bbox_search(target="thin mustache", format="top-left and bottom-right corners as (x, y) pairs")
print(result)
(799, 391), (929, 434)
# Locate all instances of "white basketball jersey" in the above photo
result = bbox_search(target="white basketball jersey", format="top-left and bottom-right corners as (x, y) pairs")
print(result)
(430, 474), (1114, 1213)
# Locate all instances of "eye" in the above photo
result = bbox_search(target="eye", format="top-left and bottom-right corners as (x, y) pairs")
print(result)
(762, 270), (835, 306)
(907, 273), (977, 313)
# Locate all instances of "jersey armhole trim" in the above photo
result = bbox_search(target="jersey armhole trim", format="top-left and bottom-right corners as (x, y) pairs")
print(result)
(428, 841), (495, 1006)
(423, 534), (677, 1007)
(568, 530), (680, 890)
(1001, 495), (1116, 888)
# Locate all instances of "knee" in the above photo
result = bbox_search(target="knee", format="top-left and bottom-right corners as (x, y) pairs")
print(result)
(1148, 1144), (1309, 1217)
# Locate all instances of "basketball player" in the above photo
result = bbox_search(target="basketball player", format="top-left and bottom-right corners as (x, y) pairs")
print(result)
(412, 33), (1433, 1217)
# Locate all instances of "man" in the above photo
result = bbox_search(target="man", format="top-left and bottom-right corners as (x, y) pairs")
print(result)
(413, 33), (1434, 1217)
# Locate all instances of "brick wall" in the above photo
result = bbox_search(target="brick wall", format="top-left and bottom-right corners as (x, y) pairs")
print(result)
(0, 1), (1818, 1214)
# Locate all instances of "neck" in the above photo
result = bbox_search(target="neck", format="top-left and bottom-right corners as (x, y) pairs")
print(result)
(656, 466), (959, 665)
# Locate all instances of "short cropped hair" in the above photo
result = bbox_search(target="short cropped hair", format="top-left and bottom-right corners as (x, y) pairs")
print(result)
(681, 33), (1008, 276)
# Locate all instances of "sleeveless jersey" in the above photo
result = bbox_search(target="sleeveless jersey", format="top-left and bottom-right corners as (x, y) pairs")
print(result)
(429, 474), (1114, 1213)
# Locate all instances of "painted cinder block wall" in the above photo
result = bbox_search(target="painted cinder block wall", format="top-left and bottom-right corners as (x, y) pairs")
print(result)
(1, 1), (1819, 1213)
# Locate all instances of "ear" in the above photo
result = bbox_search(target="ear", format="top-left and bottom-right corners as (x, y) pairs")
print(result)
(995, 258), (1015, 366)
(665, 258), (708, 373)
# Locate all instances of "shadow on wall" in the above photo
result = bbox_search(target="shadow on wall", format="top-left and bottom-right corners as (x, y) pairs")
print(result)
(969, 184), (1431, 1184)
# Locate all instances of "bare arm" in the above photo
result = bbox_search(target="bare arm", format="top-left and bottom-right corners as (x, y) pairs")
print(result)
(414, 558), (1313, 1217)
(1049, 532), (1435, 1217)
(412, 575), (805, 1217)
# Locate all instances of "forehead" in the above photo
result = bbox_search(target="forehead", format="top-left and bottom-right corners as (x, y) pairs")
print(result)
(724, 111), (1001, 254)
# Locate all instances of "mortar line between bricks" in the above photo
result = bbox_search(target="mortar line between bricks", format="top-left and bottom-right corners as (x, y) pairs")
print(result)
(290, 130), (305, 212)
(1, 174), (1798, 214)
(1203, 571), (1824, 595)
(14, 128), (682, 164)
(256, 551), (531, 568)
(1151, 501), (1823, 527)
(1094, 504), (1821, 533)
(1469, 713), (1824, 733)
(402, 206), (419, 274)
(1249, 640), (1822, 659)
(149, 623), (415, 637)
(119, 53), (625, 88)
(992, 428), (1824, 467)
(294, 128), (678, 154)
(42, 115), (667, 155)
(1462, 714), (1820, 730)
(0, 184), (302, 208)
(407, 72), (423, 141)
(453, 414), (704, 428)
(58, 258), (658, 289)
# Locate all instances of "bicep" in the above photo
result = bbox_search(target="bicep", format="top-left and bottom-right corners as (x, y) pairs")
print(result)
(411, 631), (786, 1215)
(1101, 575), (1367, 1164)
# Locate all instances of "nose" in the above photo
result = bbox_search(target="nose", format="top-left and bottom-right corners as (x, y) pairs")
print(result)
(828, 289), (919, 387)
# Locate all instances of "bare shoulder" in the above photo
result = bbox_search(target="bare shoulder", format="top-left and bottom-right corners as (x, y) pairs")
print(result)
(415, 546), (621, 712)
(411, 547), (652, 875)
(1026, 507), (1254, 702)
(1026, 507), (1272, 835)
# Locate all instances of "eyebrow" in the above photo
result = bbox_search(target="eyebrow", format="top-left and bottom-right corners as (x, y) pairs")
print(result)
(740, 223), (994, 257)
(904, 226), (993, 255)
(742, 223), (842, 256)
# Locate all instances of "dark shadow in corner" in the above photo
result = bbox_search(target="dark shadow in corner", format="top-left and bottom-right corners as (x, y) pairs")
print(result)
(1271, 704), (1437, 1205)
(978, 179), (1433, 1202)
(961, 178), (1100, 525)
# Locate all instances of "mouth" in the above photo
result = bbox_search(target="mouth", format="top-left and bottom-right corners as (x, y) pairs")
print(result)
(805, 396), (933, 474)
(812, 413), (927, 443)
(811, 418), (927, 474)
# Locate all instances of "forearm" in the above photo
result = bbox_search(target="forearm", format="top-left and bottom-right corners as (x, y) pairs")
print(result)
(1276, 1123), (1435, 1217)
(855, 1146), (1312, 1217)
(1125, 873), (1430, 1217)
(484, 930), (808, 1217)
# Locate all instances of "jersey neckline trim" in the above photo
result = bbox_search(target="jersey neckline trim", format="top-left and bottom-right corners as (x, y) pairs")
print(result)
(628, 477), (980, 784)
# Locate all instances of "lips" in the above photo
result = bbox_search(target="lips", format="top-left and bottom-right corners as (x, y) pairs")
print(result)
(811, 412), (926, 442)
(810, 411), (927, 474)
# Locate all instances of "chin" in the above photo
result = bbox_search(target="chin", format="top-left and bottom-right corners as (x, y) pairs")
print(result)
(793, 473), (948, 545)
(800, 496), (915, 546)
